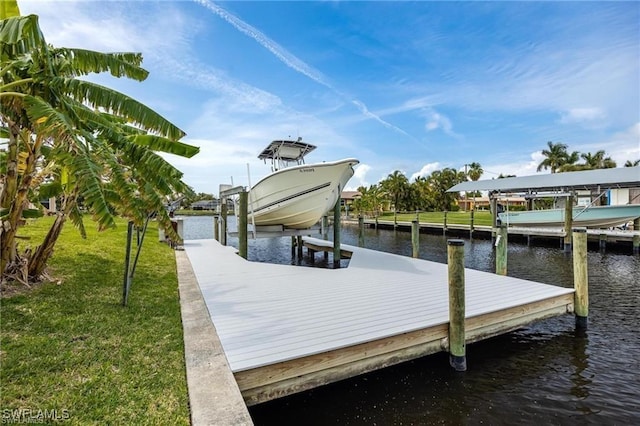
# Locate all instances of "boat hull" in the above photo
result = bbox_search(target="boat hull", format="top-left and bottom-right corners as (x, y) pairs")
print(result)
(498, 205), (640, 228)
(248, 159), (359, 229)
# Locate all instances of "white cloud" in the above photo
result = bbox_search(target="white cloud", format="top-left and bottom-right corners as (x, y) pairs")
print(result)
(410, 162), (441, 181)
(425, 111), (451, 132)
(559, 107), (607, 125)
(573, 122), (640, 165)
(347, 164), (371, 190)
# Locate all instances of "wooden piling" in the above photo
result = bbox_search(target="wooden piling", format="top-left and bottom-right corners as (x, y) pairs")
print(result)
(490, 197), (498, 244)
(469, 209), (474, 239)
(495, 225), (508, 276)
(297, 235), (303, 258)
(443, 211), (448, 235)
(322, 216), (329, 240)
(291, 236), (296, 257)
(333, 198), (341, 268)
(634, 234), (640, 255)
(213, 216), (219, 242)
(572, 228), (588, 329)
(563, 195), (573, 252)
(447, 239), (466, 372)
(598, 233), (607, 251)
(220, 200), (228, 246)
(238, 191), (248, 259)
(411, 220), (419, 258)
(358, 216), (365, 247)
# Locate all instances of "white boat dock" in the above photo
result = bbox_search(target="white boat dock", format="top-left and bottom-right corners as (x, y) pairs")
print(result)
(182, 237), (575, 406)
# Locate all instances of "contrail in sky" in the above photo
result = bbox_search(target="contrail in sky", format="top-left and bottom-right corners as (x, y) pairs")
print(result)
(195, 0), (413, 138)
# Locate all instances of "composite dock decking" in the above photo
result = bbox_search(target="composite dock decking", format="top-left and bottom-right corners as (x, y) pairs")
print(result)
(183, 238), (575, 405)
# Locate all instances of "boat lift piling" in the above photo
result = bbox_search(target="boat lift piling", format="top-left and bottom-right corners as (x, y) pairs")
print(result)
(573, 228), (589, 329)
(495, 224), (508, 275)
(469, 209), (475, 239)
(213, 216), (220, 242)
(447, 239), (467, 372)
(333, 195), (341, 268)
(411, 220), (420, 258)
(563, 194), (574, 252)
(443, 211), (448, 235)
(238, 191), (248, 259)
(358, 216), (365, 247)
(598, 233), (607, 251)
(220, 200), (228, 246)
(490, 197), (499, 244)
(219, 185), (246, 248)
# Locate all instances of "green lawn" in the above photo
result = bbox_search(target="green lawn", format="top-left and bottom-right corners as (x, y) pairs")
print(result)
(377, 210), (494, 226)
(1, 217), (189, 425)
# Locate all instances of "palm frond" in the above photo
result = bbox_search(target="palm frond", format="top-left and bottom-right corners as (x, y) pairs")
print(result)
(68, 204), (87, 239)
(23, 94), (75, 143)
(0, 0), (21, 19)
(51, 48), (148, 81)
(49, 77), (185, 140)
(129, 134), (199, 158)
(72, 150), (115, 230)
(0, 15), (47, 60)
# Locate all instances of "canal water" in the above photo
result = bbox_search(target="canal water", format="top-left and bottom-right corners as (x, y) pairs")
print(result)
(180, 216), (640, 424)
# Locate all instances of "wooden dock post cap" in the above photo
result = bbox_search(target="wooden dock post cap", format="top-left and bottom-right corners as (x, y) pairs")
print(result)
(448, 239), (465, 246)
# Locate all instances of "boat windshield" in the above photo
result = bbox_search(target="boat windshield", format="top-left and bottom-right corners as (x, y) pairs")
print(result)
(258, 138), (317, 171)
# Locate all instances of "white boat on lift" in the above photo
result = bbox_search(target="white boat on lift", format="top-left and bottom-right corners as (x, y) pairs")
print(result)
(248, 138), (359, 229)
(498, 204), (640, 228)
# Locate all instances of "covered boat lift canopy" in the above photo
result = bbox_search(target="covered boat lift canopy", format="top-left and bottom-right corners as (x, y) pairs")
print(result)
(446, 167), (640, 241)
(447, 167), (640, 194)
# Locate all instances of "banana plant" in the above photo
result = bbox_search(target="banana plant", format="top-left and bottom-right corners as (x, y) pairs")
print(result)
(1, 4), (199, 281)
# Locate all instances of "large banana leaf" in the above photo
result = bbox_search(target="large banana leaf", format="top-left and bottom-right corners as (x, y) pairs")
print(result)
(51, 48), (148, 81)
(49, 77), (185, 140)
(0, 14), (46, 59)
(0, 0), (20, 19)
(130, 134), (199, 158)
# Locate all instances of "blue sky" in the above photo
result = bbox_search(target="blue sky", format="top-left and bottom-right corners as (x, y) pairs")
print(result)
(19, 0), (640, 194)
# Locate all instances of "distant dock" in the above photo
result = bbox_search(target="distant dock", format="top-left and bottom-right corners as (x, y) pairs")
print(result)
(359, 218), (640, 252)
(181, 237), (575, 407)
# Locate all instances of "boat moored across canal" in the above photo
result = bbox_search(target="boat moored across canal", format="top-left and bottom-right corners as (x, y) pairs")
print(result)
(498, 204), (640, 228)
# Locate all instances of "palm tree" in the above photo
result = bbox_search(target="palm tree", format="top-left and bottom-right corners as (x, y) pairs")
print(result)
(356, 184), (386, 216)
(464, 162), (483, 211)
(625, 159), (640, 167)
(380, 170), (410, 222)
(467, 162), (483, 181)
(580, 150), (617, 169)
(1, 9), (198, 280)
(426, 168), (467, 211)
(537, 141), (578, 173)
